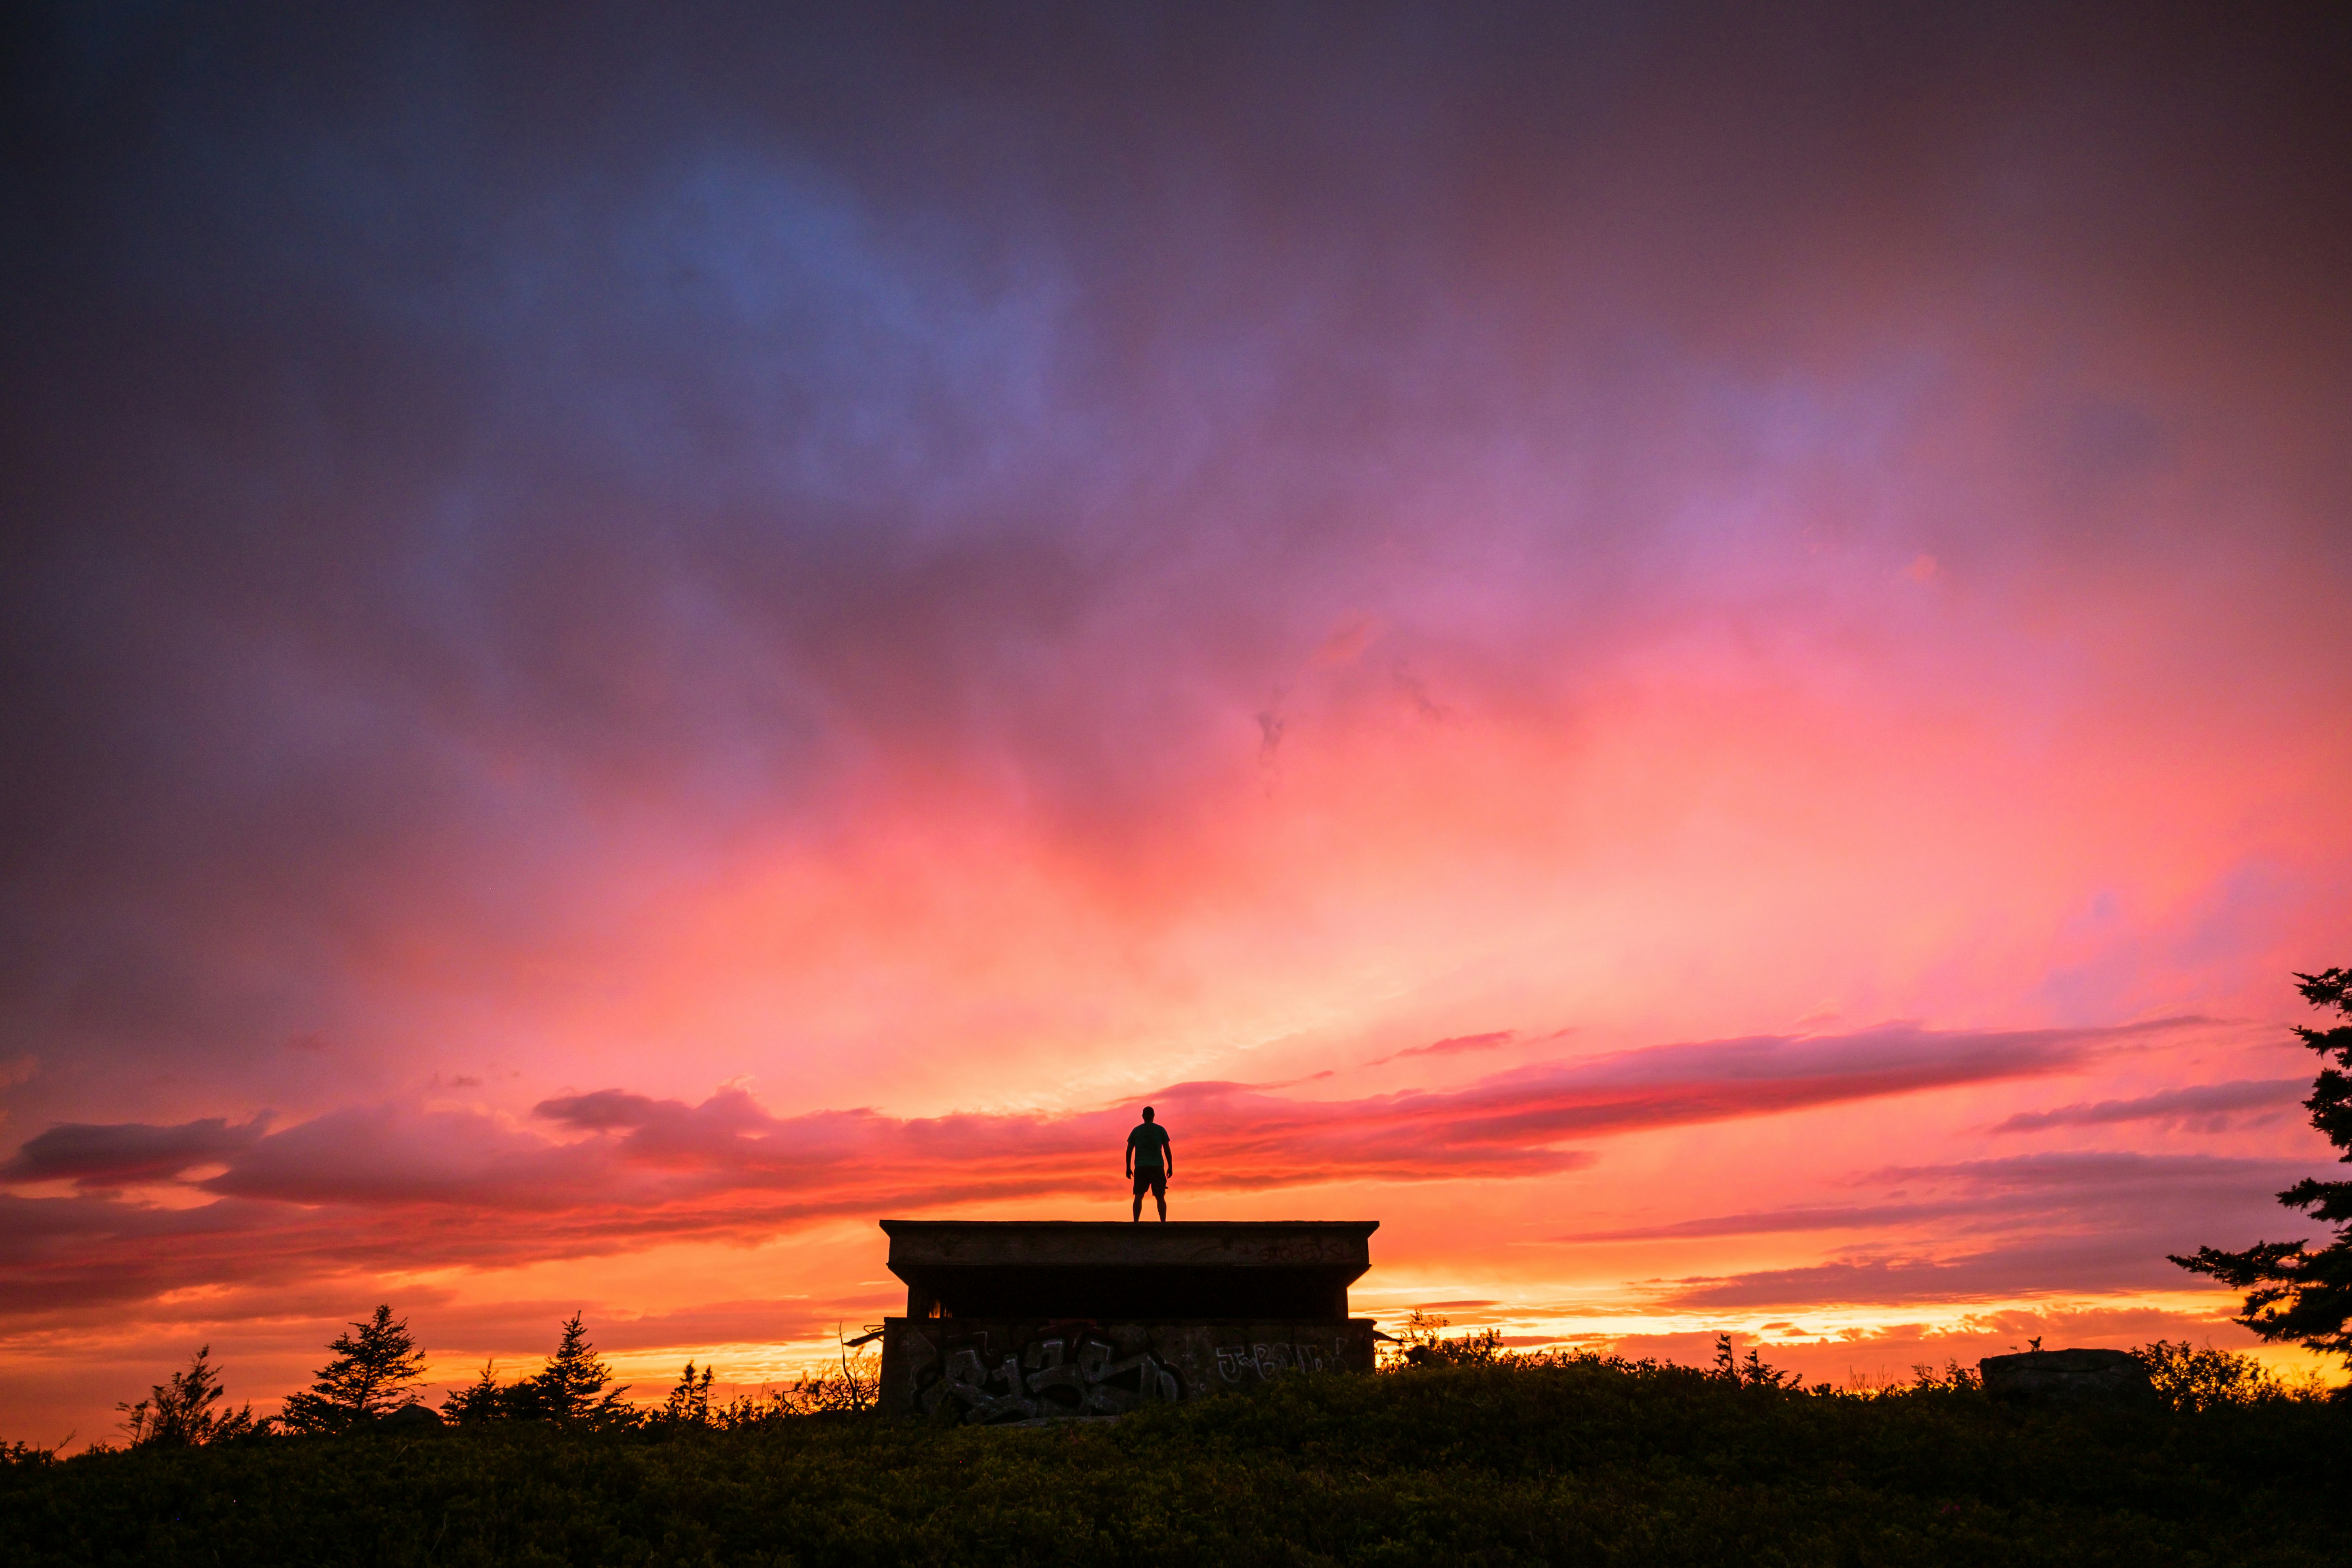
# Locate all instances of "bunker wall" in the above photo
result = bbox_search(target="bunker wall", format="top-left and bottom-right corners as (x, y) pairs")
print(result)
(879, 1316), (1378, 1423)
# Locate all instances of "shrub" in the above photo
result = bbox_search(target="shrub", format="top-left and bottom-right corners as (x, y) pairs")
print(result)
(1391, 1310), (1505, 1367)
(114, 1346), (259, 1448)
(435, 1313), (637, 1427)
(658, 1361), (714, 1426)
(2134, 1340), (2316, 1412)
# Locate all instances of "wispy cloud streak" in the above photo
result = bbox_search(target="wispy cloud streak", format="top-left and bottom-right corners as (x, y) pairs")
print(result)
(1644, 1152), (2314, 1307)
(1988, 1079), (2305, 1133)
(1366, 1030), (1520, 1066)
(0, 1021), (2135, 1316)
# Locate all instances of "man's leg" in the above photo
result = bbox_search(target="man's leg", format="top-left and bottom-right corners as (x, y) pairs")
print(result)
(1155, 1189), (1167, 1221)
(1131, 1190), (1142, 1221)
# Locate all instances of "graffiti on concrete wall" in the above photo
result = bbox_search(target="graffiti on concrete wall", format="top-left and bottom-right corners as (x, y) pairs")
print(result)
(918, 1331), (1184, 1423)
(1214, 1339), (1346, 1382)
(886, 1319), (1375, 1422)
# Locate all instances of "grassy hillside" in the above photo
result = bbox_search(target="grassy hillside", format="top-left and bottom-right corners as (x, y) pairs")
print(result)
(5, 1357), (2346, 1566)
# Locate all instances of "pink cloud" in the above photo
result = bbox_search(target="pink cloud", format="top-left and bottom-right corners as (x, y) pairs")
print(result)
(1367, 1030), (1518, 1066)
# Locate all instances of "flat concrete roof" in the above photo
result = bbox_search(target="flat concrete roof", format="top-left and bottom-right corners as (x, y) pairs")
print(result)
(881, 1220), (1377, 1274)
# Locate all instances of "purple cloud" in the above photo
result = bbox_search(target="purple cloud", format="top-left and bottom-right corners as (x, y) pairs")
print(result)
(0, 1115), (271, 1189)
(1989, 1078), (2305, 1133)
(1642, 1151), (2315, 1308)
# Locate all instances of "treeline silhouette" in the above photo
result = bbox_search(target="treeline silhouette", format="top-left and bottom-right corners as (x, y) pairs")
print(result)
(9, 1339), (2346, 1566)
(1387, 1314), (2332, 1408)
(55, 1306), (879, 1455)
(31, 1310), (2314, 1468)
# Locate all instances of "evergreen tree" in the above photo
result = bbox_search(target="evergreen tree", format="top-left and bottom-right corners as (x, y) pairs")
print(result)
(2171, 967), (2352, 1378)
(439, 1361), (511, 1424)
(278, 1305), (428, 1434)
(524, 1312), (632, 1424)
(116, 1346), (259, 1447)
(660, 1361), (714, 1425)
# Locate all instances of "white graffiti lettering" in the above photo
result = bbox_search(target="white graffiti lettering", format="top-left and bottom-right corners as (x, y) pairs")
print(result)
(1215, 1339), (1345, 1381)
(925, 1333), (1181, 1423)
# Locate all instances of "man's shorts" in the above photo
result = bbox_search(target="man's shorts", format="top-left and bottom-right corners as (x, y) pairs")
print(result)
(1132, 1166), (1166, 1199)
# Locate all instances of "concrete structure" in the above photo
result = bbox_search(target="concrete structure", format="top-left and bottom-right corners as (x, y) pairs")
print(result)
(1978, 1348), (2159, 1408)
(875, 1220), (1379, 1422)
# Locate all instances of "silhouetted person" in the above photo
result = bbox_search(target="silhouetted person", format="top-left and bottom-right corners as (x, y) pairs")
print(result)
(1126, 1106), (1172, 1221)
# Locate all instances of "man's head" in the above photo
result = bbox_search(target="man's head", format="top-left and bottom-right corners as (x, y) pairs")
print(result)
(1141, 1106), (1155, 1123)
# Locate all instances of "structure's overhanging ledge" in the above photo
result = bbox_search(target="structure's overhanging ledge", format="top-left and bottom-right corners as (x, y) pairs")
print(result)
(881, 1219), (1377, 1271)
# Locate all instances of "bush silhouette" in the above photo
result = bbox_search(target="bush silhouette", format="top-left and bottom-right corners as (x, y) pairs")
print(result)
(435, 1312), (635, 1427)
(2136, 1339), (2312, 1411)
(114, 1346), (257, 1448)
(438, 1361), (510, 1425)
(659, 1361), (714, 1426)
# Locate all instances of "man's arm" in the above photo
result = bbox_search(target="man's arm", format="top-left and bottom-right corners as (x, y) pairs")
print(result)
(1161, 1130), (1172, 1179)
(1124, 1127), (1135, 1177)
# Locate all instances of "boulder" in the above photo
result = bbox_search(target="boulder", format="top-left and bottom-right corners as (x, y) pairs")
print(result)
(377, 1402), (446, 1430)
(1978, 1348), (2158, 1409)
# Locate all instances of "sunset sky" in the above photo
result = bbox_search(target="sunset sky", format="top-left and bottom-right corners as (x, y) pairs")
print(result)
(4, 3), (2349, 1445)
